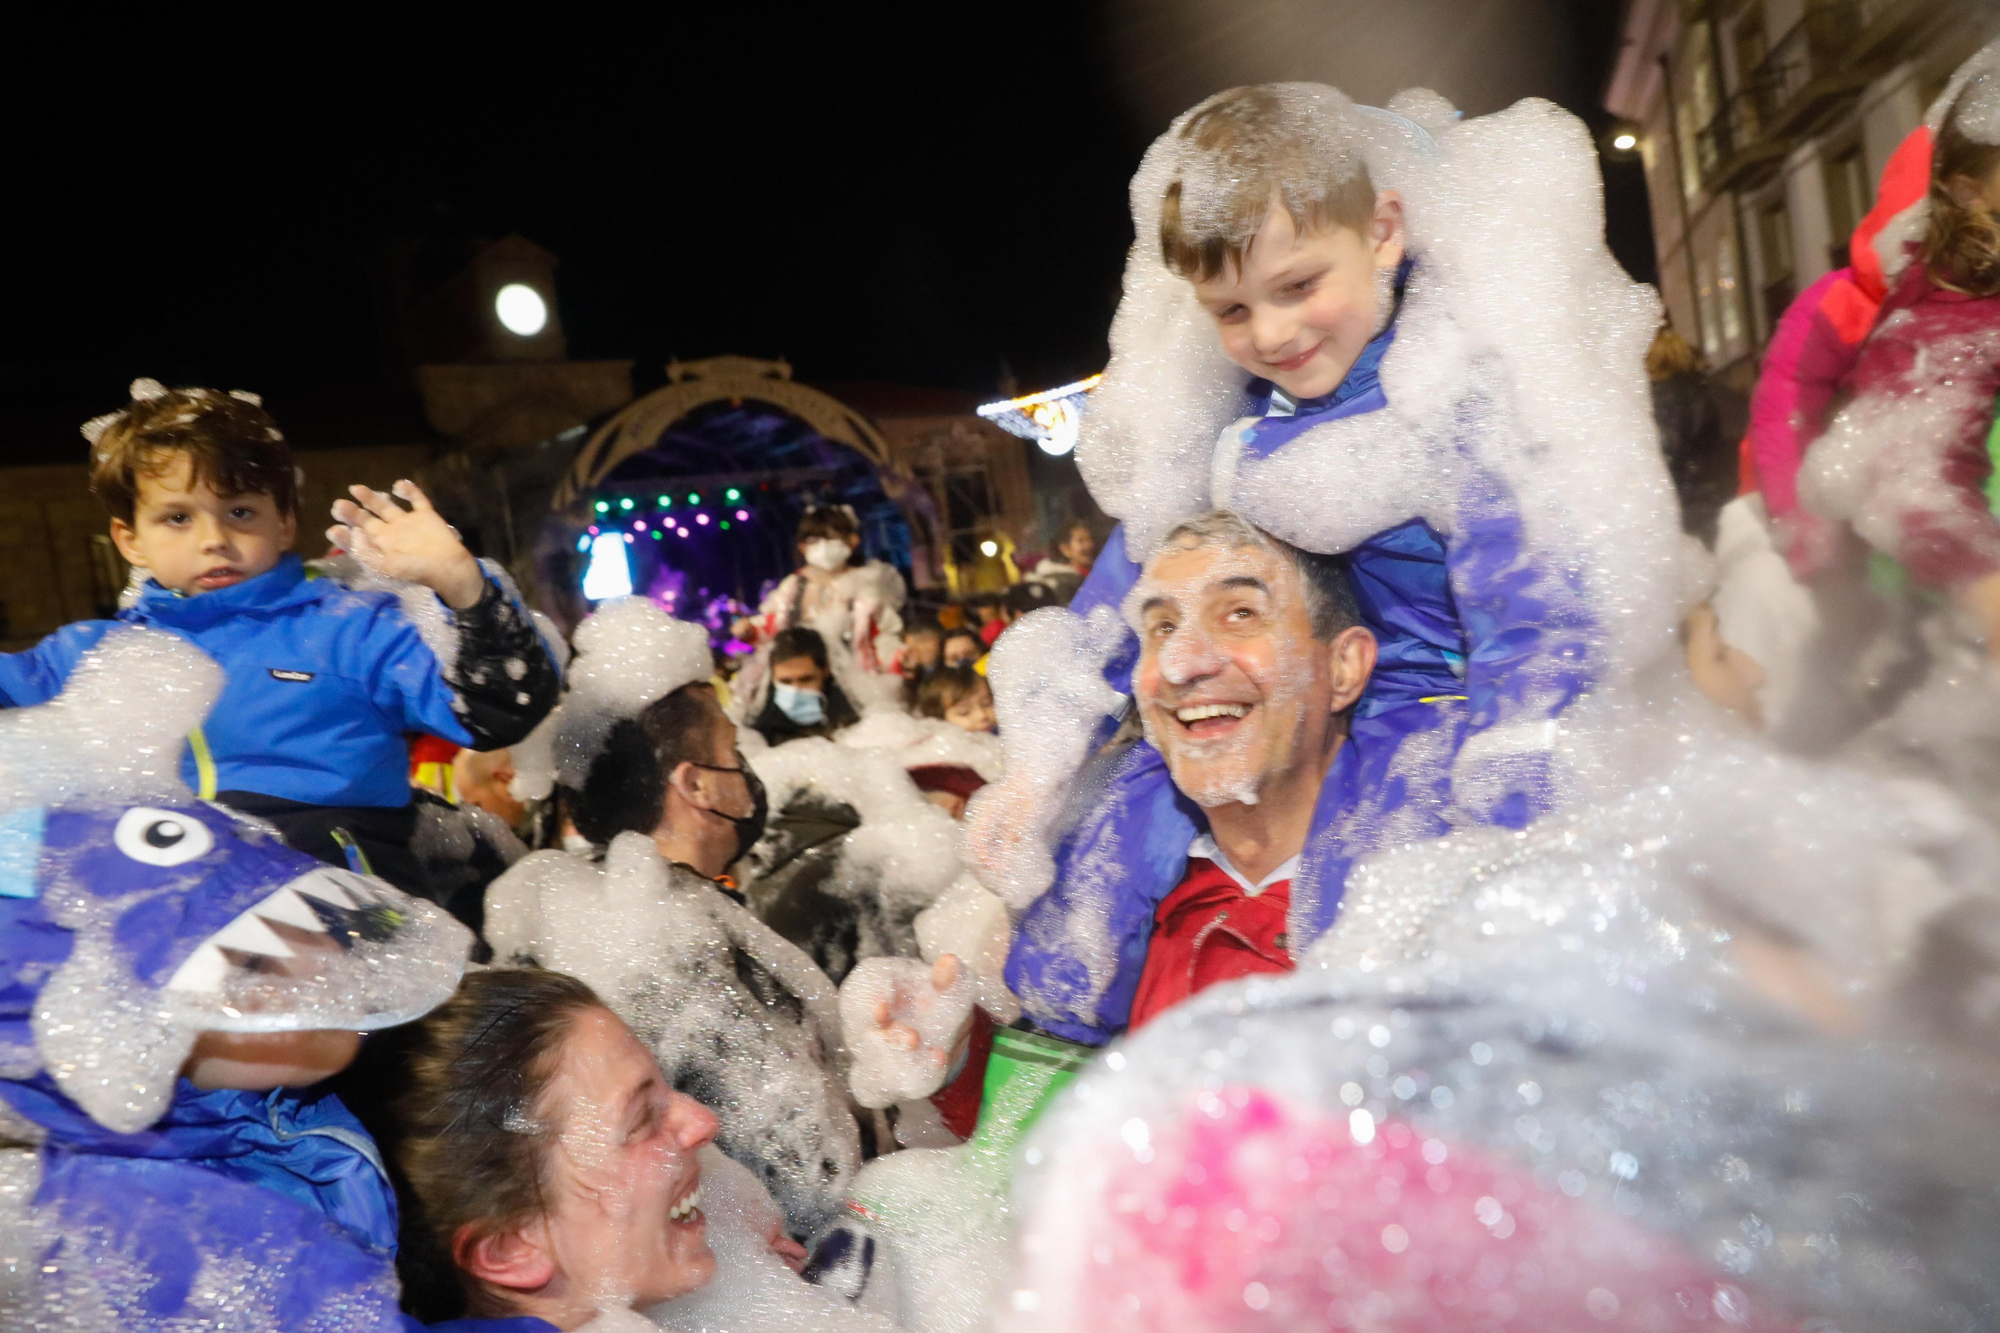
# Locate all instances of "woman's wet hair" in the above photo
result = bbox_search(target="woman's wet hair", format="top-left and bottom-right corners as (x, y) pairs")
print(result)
(344, 967), (605, 1322)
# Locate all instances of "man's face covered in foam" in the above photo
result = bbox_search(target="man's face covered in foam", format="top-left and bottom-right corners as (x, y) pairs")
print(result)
(535, 1006), (720, 1312)
(1132, 536), (1334, 808)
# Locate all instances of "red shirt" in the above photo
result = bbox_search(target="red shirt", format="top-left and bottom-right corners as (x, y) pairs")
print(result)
(1127, 854), (1296, 1032)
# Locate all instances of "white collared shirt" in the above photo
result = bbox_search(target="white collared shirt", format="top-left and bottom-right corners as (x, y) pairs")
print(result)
(1187, 833), (1300, 899)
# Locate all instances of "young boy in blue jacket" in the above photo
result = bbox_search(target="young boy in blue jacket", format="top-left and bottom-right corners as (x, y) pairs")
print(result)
(0, 380), (560, 894)
(957, 85), (1629, 1049)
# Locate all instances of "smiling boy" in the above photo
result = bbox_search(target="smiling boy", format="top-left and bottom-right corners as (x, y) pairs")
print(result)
(0, 380), (560, 892)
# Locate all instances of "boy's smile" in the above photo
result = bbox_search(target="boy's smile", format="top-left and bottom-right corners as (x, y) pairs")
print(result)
(1193, 190), (1405, 401)
(110, 452), (296, 597)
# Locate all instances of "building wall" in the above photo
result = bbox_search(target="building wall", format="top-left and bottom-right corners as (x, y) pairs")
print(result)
(1608, 0), (1998, 390)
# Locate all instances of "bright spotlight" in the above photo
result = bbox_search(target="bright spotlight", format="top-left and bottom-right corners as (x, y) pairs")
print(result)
(495, 283), (548, 336)
(980, 539), (1000, 558)
(1612, 132), (1638, 152)
(581, 531), (632, 601)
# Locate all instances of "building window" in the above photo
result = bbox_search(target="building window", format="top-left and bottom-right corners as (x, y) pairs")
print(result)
(1759, 200), (1796, 331)
(1824, 146), (1871, 270)
(1696, 252), (1722, 361)
(1717, 232), (1745, 350)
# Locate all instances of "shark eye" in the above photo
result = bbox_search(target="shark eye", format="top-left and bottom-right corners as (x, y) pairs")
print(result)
(114, 807), (214, 867)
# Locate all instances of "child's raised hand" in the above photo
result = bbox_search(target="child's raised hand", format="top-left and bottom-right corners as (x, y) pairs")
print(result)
(838, 954), (976, 1108)
(328, 480), (486, 609)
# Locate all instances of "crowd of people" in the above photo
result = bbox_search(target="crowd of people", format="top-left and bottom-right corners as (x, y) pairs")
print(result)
(0, 45), (1998, 1333)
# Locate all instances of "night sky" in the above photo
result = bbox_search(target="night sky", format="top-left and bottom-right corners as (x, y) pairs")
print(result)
(0, 1), (1649, 459)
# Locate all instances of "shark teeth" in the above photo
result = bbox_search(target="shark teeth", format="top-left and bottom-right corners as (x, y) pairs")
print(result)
(668, 1185), (704, 1222)
(166, 878), (350, 994)
(1175, 703), (1249, 723)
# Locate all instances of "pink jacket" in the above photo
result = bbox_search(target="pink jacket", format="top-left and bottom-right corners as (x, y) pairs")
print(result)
(1814, 261), (2000, 590)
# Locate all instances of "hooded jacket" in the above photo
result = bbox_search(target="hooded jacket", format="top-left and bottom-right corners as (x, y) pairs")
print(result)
(0, 555), (559, 810)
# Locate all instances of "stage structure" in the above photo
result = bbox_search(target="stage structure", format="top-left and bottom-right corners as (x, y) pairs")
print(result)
(546, 356), (947, 634)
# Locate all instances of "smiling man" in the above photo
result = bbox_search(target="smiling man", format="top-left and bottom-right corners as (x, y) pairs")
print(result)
(991, 510), (1478, 1044)
(1120, 512), (1376, 1025)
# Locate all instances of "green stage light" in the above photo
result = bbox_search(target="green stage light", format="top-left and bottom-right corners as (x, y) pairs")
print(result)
(619, 497), (634, 511)
(687, 493), (701, 505)
(726, 488), (741, 502)
(594, 500), (609, 513)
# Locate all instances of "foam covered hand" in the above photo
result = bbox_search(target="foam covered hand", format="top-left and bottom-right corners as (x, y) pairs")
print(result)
(328, 480), (486, 609)
(839, 955), (976, 1108)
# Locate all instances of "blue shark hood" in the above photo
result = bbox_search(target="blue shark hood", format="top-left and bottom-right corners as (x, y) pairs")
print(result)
(0, 626), (472, 1134)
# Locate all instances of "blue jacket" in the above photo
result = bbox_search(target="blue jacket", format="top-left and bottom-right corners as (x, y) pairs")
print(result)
(2, 1072), (414, 1328)
(0, 555), (557, 809)
(1006, 321), (1595, 1043)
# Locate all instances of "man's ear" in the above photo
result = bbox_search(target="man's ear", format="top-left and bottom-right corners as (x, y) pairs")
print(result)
(665, 759), (702, 809)
(1327, 626), (1378, 715)
(454, 1221), (556, 1294)
(109, 518), (145, 568)
(1371, 190), (1407, 266)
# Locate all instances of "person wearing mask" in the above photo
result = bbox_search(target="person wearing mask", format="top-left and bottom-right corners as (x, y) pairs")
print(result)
(731, 507), (906, 679)
(750, 627), (860, 746)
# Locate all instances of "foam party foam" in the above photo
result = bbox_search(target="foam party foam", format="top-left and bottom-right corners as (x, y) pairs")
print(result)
(486, 833), (860, 1236)
(962, 605), (1125, 911)
(745, 736), (966, 948)
(537, 597), (717, 796)
(915, 874), (1020, 1026)
(650, 1145), (901, 1331)
(837, 711), (1005, 785)
(839, 956), (976, 1110)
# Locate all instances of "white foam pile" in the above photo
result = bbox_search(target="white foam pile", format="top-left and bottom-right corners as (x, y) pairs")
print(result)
(915, 874), (1019, 1025)
(998, 766), (2000, 1331)
(511, 596), (714, 802)
(962, 605), (1125, 911)
(651, 1146), (900, 1332)
(486, 833), (859, 1235)
(839, 957), (976, 1110)
(747, 737), (965, 933)
(1799, 322), (2000, 592)
(1927, 36), (2000, 140)
(837, 712), (1004, 784)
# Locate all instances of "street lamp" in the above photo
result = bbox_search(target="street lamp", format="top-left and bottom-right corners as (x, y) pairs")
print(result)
(494, 283), (548, 337)
(1612, 131), (1638, 152)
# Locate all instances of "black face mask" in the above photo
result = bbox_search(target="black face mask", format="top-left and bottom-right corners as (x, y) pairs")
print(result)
(689, 754), (768, 865)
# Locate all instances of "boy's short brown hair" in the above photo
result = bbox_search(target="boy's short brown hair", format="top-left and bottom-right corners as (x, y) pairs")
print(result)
(85, 382), (298, 525)
(914, 664), (988, 721)
(1160, 83), (1379, 283)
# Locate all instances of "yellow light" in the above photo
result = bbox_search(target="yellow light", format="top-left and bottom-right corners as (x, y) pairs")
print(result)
(1612, 132), (1637, 152)
(979, 539), (999, 558)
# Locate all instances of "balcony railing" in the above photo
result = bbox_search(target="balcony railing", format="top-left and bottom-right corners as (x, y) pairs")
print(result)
(1695, 84), (1794, 192)
(1752, 2), (1872, 139)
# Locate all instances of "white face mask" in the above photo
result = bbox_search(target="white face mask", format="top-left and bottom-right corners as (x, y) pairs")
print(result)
(803, 538), (852, 572)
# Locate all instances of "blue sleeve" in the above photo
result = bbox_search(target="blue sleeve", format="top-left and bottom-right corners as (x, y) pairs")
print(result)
(349, 600), (478, 748)
(0, 620), (118, 708)
(1005, 740), (1200, 1044)
(1445, 463), (1597, 829)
